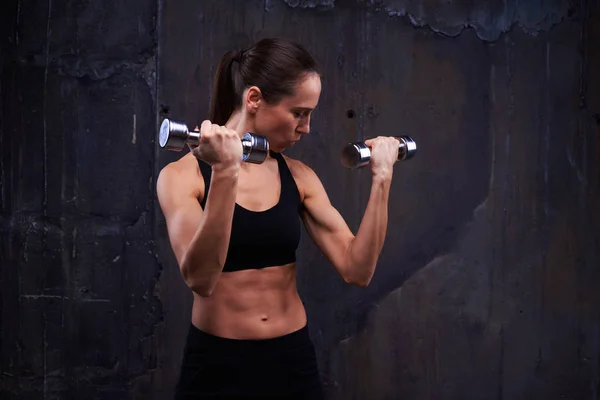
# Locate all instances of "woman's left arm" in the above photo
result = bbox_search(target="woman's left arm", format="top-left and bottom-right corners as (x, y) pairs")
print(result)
(297, 137), (399, 287)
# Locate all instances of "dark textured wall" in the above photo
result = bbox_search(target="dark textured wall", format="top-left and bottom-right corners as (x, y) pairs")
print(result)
(2, 0), (599, 399)
(0, 0), (162, 398)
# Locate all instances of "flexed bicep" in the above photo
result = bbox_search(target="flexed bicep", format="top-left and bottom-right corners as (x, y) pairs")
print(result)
(298, 165), (355, 281)
(156, 163), (204, 267)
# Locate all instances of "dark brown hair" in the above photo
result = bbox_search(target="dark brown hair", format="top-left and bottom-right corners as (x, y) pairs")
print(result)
(209, 38), (320, 125)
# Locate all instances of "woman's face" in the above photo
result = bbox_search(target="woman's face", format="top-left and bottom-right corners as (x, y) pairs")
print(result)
(247, 73), (321, 152)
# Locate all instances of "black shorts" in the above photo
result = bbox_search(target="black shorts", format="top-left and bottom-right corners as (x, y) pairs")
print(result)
(174, 323), (325, 399)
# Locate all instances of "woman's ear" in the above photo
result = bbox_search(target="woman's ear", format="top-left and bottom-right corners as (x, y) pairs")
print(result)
(245, 86), (262, 115)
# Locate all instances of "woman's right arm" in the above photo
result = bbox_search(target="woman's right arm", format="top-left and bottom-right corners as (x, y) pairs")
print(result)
(156, 164), (239, 296)
(156, 121), (243, 297)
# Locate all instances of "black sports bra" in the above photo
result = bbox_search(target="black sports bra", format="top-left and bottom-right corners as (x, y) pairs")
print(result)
(197, 151), (302, 272)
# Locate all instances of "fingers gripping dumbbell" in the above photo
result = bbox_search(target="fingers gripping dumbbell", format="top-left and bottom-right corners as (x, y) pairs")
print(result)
(159, 119), (270, 164)
(340, 136), (417, 169)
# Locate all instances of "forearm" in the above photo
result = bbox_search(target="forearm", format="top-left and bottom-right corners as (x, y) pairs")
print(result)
(182, 168), (239, 295)
(345, 175), (392, 286)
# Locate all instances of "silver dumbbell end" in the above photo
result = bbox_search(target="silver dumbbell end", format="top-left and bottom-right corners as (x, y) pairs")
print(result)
(159, 119), (199, 151)
(159, 118), (270, 164)
(340, 135), (417, 170)
(241, 133), (270, 164)
(397, 136), (417, 161)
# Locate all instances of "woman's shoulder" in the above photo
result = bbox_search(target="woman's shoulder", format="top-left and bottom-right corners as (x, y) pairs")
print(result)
(280, 154), (323, 196)
(157, 153), (204, 197)
(281, 154), (316, 177)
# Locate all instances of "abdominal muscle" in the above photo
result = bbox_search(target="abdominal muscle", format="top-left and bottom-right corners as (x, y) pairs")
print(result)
(190, 262), (307, 340)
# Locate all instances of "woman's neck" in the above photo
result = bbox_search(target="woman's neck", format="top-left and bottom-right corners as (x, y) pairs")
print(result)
(225, 110), (250, 139)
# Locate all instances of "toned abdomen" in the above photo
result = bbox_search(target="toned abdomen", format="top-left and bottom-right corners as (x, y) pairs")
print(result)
(190, 263), (307, 339)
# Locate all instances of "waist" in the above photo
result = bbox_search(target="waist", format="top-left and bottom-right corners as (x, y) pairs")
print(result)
(191, 264), (307, 339)
(184, 322), (313, 356)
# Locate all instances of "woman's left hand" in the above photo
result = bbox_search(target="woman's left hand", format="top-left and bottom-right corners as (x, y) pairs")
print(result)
(363, 136), (400, 181)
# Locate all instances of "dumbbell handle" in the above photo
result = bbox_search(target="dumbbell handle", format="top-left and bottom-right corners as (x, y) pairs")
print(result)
(159, 119), (270, 164)
(340, 136), (417, 170)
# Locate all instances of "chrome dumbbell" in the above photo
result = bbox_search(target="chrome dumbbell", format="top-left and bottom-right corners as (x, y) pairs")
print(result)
(340, 136), (417, 170)
(159, 119), (270, 164)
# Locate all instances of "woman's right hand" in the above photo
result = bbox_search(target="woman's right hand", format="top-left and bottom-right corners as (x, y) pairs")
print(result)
(192, 120), (243, 172)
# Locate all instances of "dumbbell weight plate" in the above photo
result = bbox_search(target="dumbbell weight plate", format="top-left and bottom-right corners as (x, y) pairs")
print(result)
(241, 133), (270, 163)
(340, 142), (371, 170)
(159, 119), (198, 151)
(397, 136), (417, 161)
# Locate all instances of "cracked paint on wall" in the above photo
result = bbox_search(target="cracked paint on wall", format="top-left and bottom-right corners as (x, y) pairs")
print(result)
(283, 0), (335, 8)
(282, 0), (571, 41)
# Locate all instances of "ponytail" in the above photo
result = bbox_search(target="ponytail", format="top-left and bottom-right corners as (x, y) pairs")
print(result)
(209, 50), (241, 125)
(209, 39), (319, 125)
